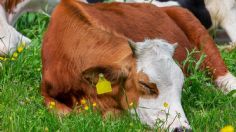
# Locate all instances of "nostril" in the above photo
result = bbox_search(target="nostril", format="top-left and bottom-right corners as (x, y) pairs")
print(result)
(174, 127), (184, 132)
(174, 127), (192, 132)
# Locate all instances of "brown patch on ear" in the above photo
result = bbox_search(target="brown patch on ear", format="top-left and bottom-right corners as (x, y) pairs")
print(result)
(137, 71), (159, 98)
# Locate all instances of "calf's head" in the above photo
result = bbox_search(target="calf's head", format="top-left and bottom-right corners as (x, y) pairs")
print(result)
(128, 39), (190, 130)
(78, 39), (190, 130)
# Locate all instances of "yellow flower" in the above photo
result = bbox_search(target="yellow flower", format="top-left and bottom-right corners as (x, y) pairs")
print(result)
(84, 105), (89, 110)
(80, 99), (86, 105)
(17, 46), (24, 53)
(45, 127), (49, 132)
(11, 57), (16, 61)
(0, 57), (4, 61)
(163, 102), (169, 108)
(129, 102), (134, 107)
(92, 102), (97, 107)
(12, 52), (18, 58)
(49, 101), (56, 109)
(220, 125), (234, 132)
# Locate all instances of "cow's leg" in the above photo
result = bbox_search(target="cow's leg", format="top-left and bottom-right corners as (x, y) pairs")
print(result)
(41, 81), (72, 115)
(205, 0), (236, 44)
(0, 5), (31, 56)
(220, 7), (236, 43)
(162, 7), (236, 93)
(7, 0), (60, 25)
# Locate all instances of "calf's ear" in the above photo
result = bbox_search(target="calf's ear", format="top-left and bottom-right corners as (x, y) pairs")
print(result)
(128, 39), (137, 57)
(82, 65), (128, 85)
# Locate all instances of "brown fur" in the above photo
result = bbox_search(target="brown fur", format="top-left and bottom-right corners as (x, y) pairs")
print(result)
(0, 0), (23, 12)
(41, 0), (228, 115)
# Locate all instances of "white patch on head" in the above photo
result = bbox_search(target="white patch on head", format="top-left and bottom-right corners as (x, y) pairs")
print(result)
(131, 39), (190, 130)
(215, 72), (236, 94)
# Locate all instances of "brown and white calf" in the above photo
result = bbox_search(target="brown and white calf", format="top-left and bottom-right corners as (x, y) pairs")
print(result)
(0, 0), (59, 56)
(41, 0), (236, 130)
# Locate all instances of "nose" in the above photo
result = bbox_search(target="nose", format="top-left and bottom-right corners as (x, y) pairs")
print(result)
(174, 127), (192, 132)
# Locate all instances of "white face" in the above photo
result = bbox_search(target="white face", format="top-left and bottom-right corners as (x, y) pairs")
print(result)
(131, 39), (190, 130)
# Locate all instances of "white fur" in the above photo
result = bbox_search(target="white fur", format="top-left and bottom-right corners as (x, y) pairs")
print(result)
(0, 0), (60, 56)
(152, 1), (179, 7)
(0, 5), (31, 56)
(132, 39), (190, 130)
(115, 0), (180, 7)
(215, 72), (236, 94)
(205, 0), (236, 43)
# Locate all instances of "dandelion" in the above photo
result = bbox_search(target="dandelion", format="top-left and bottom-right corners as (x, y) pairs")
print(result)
(12, 52), (18, 58)
(163, 102), (169, 108)
(17, 46), (24, 53)
(84, 105), (89, 110)
(92, 102), (97, 107)
(129, 102), (134, 107)
(0, 57), (4, 61)
(220, 125), (234, 132)
(45, 127), (49, 132)
(11, 57), (16, 61)
(49, 101), (56, 109)
(80, 98), (86, 105)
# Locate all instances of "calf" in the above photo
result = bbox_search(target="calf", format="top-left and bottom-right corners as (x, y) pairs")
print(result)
(42, 0), (236, 130)
(0, 0), (59, 56)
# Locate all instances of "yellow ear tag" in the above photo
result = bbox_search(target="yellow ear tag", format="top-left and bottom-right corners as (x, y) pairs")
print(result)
(96, 73), (112, 94)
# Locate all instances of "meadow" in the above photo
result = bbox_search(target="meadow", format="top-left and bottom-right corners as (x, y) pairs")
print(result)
(0, 12), (235, 132)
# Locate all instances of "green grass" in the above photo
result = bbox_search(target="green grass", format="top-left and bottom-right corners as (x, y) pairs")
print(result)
(0, 13), (236, 132)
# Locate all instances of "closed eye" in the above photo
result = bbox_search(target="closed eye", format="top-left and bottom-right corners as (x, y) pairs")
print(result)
(139, 81), (159, 96)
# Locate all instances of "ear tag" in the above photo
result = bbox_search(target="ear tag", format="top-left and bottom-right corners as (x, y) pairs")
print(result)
(96, 73), (112, 94)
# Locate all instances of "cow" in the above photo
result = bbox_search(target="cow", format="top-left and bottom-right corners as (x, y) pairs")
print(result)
(93, 0), (236, 44)
(0, 0), (60, 56)
(41, 0), (236, 131)
(1, 0), (235, 56)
